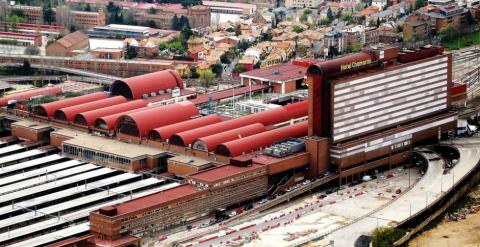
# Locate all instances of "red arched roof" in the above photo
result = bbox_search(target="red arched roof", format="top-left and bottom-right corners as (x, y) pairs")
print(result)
(192, 123), (266, 151)
(74, 99), (148, 126)
(95, 106), (149, 130)
(54, 96), (127, 122)
(170, 101), (308, 146)
(116, 101), (199, 137)
(216, 121), (308, 157)
(33, 92), (108, 117)
(148, 114), (222, 141)
(0, 86), (63, 106)
(110, 70), (183, 100)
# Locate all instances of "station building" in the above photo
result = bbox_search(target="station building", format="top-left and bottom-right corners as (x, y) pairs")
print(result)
(0, 45), (470, 245)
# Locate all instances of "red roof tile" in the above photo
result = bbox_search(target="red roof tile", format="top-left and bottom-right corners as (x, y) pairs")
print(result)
(240, 62), (311, 82)
(187, 164), (264, 184)
(114, 184), (200, 215)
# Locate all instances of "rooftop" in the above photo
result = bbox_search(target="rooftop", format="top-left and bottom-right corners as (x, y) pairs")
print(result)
(187, 164), (264, 184)
(240, 62), (313, 83)
(95, 24), (150, 33)
(202, 0), (256, 10)
(11, 119), (52, 131)
(168, 155), (211, 167)
(56, 31), (88, 49)
(57, 129), (164, 159)
(113, 184), (199, 215)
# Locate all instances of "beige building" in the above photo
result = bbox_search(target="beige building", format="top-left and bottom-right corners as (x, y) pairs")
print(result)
(46, 31), (89, 56)
(285, 0), (323, 8)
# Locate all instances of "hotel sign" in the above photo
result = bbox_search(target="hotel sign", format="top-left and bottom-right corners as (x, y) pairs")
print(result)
(340, 59), (372, 71)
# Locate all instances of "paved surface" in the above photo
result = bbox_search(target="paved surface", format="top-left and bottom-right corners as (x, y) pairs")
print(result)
(178, 168), (416, 247)
(311, 140), (480, 247)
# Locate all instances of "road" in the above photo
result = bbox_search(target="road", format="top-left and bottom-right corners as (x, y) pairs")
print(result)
(312, 141), (480, 246)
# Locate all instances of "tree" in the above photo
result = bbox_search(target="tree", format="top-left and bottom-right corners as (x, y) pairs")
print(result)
(42, 4), (54, 25)
(147, 7), (156, 14)
(220, 53), (231, 64)
(234, 24), (241, 36)
(345, 44), (353, 53)
(355, 3), (366, 11)
(319, 18), (329, 26)
(189, 66), (200, 79)
(159, 42), (168, 51)
(340, 13), (352, 23)
(415, 0), (426, 9)
(210, 63), (223, 77)
(238, 40), (250, 51)
(327, 7), (334, 23)
(106, 2), (122, 24)
(439, 24), (455, 42)
(371, 227), (405, 247)
(171, 15), (180, 30)
(200, 69), (216, 87)
(69, 24), (77, 32)
(8, 15), (23, 31)
(303, 8), (312, 15)
(125, 44), (138, 59)
(24, 46), (40, 55)
(292, 25), (304, 33)
(260, 32), (272, 41)
(85, 3), (91, 11)
(232, 64), (247, 73)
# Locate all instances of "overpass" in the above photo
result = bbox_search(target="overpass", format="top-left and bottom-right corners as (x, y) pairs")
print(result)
(3, 63), (122, 81)
(0, 75), (115, 85)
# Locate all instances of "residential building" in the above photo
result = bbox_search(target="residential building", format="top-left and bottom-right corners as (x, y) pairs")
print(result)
(7, 5), (106, 31)
(403, 13), (431, 41)
(0, 31), (42, 47)
(285, 0), (323, 8)
(132, 5), (210, 30)
(425, 4), (469, 32)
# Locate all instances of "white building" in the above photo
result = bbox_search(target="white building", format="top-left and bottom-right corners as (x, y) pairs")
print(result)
(285, 0), (323, 8)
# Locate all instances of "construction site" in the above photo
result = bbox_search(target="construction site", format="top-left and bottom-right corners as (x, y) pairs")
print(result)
(0, 45), (475, 247)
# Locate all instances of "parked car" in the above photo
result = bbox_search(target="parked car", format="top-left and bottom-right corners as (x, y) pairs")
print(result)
(258, 198), (268, 204)
(244, 204), (254, 210)
(228, 211), (237, 218)
(199, 222), (210, 228)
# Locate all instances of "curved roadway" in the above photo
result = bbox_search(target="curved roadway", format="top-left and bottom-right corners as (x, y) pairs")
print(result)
(309, 141), (480, 246)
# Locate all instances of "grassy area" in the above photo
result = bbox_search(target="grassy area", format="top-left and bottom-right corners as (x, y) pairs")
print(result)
(442, 31), (480, 50)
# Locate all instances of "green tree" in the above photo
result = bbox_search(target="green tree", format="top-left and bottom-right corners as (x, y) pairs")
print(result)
(210, 63), (223, 77)
(415, 0), (426, 9)
(189, 66), (200, 79)
(340, 13), (352, 23)
(234, 24), (241, 36)
(260, 32), (272, 41)
(439, 24), (455, 42)
(85, 3), (91, 11)
(371, 227), (405, 247)
(319, 18), (329, 26)
(106, 2), (122, 24)
(125, 44), (138, 59)
(159, 42), (168, 51)
(220, 53), (231, 64)
(24, 46), (40, 55)
(327, 7), (334, 22)
(303, 8), (312, 15)
(42, 4), (54, 25)
(147, 7), (156, 14)
(171, 15), (180, 30)
(232, 64), (247, 73)
(200, 69), (216, 87)
(292, 25), (304, 33)
(8, 15), (23, 31)
(355, 3), (366, 11)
